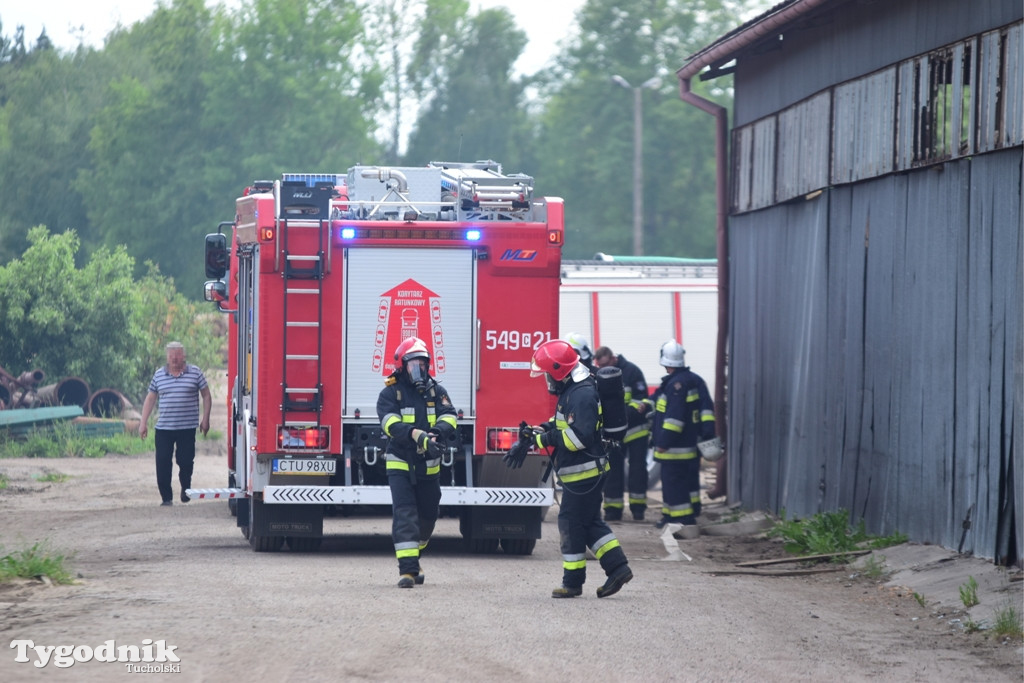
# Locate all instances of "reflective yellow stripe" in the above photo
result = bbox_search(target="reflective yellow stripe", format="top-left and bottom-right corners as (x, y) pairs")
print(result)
(382, 414), (401, 435)
(426, 464), (440, 476)
(563, 559), (587, 570)
(387, 460), (410, 471)
(593, 537), (620, 560)
(396, 548), (419, 558)
(654, 448), (698, 461)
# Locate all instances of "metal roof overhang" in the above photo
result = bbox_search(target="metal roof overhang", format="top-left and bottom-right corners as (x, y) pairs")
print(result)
(676, 0), (833, 82)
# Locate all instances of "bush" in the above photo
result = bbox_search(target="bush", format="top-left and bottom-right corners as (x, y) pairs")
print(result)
(0, 227), (225, 403)
(768, 509), (907, 558)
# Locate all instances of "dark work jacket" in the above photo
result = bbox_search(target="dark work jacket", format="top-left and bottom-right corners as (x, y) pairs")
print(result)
(649, 367), (715, 461)
(534, 377), (607, 485)
(377, 372), (457, 470)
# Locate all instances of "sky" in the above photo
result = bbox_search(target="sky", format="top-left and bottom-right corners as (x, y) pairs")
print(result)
(1, 0), (585, 75)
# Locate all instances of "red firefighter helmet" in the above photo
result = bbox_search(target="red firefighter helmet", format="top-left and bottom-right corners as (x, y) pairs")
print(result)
(394, 336), (430, 364)
(530, 339), (579, 382)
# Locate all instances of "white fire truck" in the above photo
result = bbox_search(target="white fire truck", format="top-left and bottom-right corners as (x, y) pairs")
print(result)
(559, 255), (718, 395)
(195, 161), (560, 553)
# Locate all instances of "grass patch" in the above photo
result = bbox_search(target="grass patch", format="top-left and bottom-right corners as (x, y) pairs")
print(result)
(35, 470), (70, 483)
(1, 421), (159, 459)
(959, 576), (979, 608)
(860, 554), (890, 579)
(0, 541), (74, 584)
(913, 592), (927, 608)
(767, 509), (907, 558)
(991, 601), (1024, 639)
(0, 472), (8, 490)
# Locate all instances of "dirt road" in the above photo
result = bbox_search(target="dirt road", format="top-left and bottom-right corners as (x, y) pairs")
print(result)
(0, 380), (1020, 681)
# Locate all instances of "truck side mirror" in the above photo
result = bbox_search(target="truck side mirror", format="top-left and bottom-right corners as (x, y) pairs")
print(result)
(204, 280), (228, 303)
(205, 233), (229, 279)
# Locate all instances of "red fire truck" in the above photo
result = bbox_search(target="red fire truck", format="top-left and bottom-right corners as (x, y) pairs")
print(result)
(195, 161), (560, 553)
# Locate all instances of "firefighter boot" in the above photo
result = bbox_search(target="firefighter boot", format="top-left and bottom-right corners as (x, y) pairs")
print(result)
(397, 574), (416, 588)
(414, 573), (425, 585)
(551, 585), (583, 599)
(596, 565), (633, 598)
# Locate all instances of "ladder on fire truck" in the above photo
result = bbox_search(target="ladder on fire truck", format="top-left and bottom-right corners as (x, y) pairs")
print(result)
(431, 160), (534, 222)
(278, 175), (335, 430)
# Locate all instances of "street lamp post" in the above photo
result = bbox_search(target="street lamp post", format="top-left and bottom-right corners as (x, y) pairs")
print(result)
(612, 75), (660, 256)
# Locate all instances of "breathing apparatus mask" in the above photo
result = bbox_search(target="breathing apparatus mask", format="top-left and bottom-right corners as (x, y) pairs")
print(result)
(405, 357), (430, 394)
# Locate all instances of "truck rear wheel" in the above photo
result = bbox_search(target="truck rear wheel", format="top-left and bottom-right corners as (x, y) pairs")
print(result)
(285, 536), (322, 552)
(467, 537), (500, 554)
(247, 498), (284, 552)
(250, 533), (284, 552)
(499, 538), (536, 555)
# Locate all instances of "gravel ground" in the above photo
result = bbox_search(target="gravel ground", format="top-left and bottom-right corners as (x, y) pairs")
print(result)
(0, 374), (1020, 681)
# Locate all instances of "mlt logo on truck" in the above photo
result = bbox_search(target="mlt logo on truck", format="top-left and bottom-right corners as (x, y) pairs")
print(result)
(373, 279), (446, 376)
(500, 249), (537, 261)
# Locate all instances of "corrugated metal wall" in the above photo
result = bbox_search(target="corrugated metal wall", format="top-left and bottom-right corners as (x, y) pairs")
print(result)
(727, 149), (1021, 561)
(734, 0), (1023, 127)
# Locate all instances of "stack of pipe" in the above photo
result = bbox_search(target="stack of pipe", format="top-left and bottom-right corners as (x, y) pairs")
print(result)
(36, 376), (91, 410)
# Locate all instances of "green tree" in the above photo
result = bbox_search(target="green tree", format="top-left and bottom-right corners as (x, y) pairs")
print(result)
(202, 0), (383, 175)
(0, 227), (223, 402)
(0, 227), (148, 395)
(0, 42), (102, 266)
(403, 2), (533, 168)
(76, 0), (216, 290)
(535, 0), (744, 259)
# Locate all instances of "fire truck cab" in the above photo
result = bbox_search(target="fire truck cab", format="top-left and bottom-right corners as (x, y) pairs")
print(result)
(197, 161), (562, 554)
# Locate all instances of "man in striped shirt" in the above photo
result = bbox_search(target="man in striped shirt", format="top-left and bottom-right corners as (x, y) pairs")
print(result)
(140, 342), (212, 506)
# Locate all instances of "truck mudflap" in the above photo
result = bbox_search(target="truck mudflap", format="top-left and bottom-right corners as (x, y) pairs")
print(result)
(265, 485), (552, 506)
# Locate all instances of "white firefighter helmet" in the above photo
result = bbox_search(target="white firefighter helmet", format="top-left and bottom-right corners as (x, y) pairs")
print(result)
(659, 339), (686, 368)
(564, 332), (593, 363)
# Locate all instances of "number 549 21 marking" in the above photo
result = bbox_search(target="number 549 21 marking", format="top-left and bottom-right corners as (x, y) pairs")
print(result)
(484, 330), (551, 351)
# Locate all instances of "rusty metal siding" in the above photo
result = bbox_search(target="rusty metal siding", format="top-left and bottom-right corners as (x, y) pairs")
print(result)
(733, 0), (1023, 128)
(1005, 23), (1024, 146)
(732, 116), (777, 213)
(832, 68), (897, 183)
(733, 20), (1019, 213)
(775, 92), (831, 203)
(727, 150), (1022, 560)
(732, 126), (754, 213)
(977, 24), (1024, 152)
(752, 117), (777, 209)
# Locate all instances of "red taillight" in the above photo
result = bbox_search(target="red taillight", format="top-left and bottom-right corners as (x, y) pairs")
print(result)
(260, 227), (275, 241)
(547, 229), (562, 245)
(486, 427), (518, 452)
(278, 426), (329, 449)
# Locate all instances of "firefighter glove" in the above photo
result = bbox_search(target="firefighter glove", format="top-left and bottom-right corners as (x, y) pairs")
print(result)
(503, 439), (530, 469)
(417, 432), (443, 459)
(518, 421), (535, 442)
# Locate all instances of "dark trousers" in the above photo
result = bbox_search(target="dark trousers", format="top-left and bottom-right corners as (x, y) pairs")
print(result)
(603, 438), (650, 515)
(658, 456), (700, 523)
(155, 428), (196, 502)
(559, 475), (628, 589)
(388, 470), (441, 575)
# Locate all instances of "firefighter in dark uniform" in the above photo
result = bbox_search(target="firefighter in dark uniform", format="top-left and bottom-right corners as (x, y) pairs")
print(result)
(504, 339), (633, 598)
(377, 337), (458, 588)
(649, 339), (716, 529)
(593, 346), (651, 521)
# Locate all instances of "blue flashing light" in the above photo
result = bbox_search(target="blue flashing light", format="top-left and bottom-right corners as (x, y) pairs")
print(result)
(465, 229), (482, 241)
(339, 227), (356, 240)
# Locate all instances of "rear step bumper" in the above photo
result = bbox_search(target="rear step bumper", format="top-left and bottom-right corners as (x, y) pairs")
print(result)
(186, 486), (553, 506)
